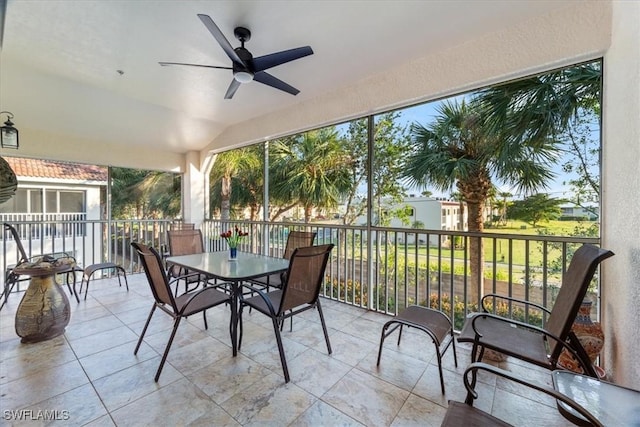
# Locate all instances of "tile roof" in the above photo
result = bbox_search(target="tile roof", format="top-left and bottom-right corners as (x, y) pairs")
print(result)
(3, 156), (107, 182)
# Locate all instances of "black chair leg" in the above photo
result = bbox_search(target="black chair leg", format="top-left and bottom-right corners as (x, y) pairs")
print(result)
(135, 304), (157, 355)
(0, 278), (17, 311)
(377, 325), (387, 366)
(272, 316), (290, 383)
(316, 300), (332, 355)
(155, 316), (181, 382)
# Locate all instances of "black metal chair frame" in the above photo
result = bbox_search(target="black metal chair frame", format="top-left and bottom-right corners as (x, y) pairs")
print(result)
(238, 243), (334, 383)
(2, 222), (82, 309)
(248, 230), (317, 292)
(131, 241), (232, 382)
(458, 244), (614, 379)
(441, 363), (603, 427)
(75, 262), (129, 301)
(166, 228), (216, 295)
(377, 305), (457, 394)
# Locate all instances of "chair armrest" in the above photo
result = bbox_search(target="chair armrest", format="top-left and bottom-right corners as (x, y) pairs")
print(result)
(481, 293), (551, 315)
(461, 362), (603, 427)
(168, 271), (208, 292)
(239, 283), (278, 315)
(469, 313), (596, 375)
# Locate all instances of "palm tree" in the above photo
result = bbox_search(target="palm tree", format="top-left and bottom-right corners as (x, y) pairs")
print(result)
(404, 99), (556, 301)
(497, 191), (512, 226)
(210, 147), (262, 221)
(111, 168), (181, 219)
(270, 128), (352, 223)
(477, 61), (601, 146)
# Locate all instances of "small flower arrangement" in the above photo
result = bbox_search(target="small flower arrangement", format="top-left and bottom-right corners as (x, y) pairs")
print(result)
(220, 226), (249, 249)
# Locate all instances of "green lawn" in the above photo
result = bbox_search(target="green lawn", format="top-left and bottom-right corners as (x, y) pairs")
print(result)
(402, 220), (599, 279)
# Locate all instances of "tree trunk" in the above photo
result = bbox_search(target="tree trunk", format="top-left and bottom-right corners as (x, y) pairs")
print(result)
(221, 175), (231, 221)
(467, 201), (485, 304)
(304, 205), (312, 223)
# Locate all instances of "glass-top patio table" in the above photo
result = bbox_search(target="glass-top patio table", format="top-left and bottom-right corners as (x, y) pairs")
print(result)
(551, 370), (640, 426)
(166, 251), (290, 356)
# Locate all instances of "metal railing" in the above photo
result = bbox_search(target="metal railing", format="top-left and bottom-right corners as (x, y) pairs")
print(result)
(2, 218), (601, 330)
(203, 219), (601, 330)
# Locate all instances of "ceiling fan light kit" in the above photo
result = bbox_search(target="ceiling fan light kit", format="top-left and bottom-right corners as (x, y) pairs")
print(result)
(234, 71), (254, 83)
(160, 14), (313, 99)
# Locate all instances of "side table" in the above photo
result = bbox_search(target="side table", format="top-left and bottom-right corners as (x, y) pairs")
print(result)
(13, 258), (76, 343)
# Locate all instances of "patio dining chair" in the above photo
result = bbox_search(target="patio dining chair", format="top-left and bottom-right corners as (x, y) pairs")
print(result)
(441, 362), (603, 427)
(238, 243), (334, 383)
(170, 222), (195, 230)
(166, 228), (212, 295)
(457, 244), (614, 378)
(248, 230), (317, 292)
(131, 241), (232, 382)
(1, 222), (82, 310)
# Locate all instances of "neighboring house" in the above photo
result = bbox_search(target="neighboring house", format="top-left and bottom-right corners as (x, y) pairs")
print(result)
(388, 197), (464, 245)
(0, 156), (107, 266)
(351, 196), (491, 246)
(559, 203), (599, 220)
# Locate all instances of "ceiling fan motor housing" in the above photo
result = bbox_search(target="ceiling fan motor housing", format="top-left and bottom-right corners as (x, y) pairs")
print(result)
(162, 15), (313, 98)
(233, 47), (255, 81)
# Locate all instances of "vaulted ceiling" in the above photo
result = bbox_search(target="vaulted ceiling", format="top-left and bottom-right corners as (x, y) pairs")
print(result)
(0, 0), (583, 163)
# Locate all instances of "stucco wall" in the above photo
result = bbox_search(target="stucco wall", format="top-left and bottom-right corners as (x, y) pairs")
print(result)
(602, 0), (640, 389)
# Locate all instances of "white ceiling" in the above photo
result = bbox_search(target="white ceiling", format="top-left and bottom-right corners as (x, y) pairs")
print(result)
(0, 0), (576, 156)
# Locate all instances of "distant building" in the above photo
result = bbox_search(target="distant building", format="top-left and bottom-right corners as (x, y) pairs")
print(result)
(0, 156), (107, 265)
(559, 203), (599, 220)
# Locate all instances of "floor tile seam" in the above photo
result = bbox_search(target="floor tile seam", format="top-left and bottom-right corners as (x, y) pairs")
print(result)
(69, 297), (117, 320)
(287, 395), (363, 427)
(175, 374), (239, 423)
(334, 327), (382, 345)
(77, 343), (162, 383)
(101, 368), (187, 416)
(67, 333), (141, 360)
(316, 364), (410, 427)
(12, 382), (110, 424)
(349, 364), (415, 398)
(6, 338), (96, 413)
(387, 391), (427, 427)
(64, 317), (129, 342)
(291, 349), (353, 400)
(67, 309), (118, 328)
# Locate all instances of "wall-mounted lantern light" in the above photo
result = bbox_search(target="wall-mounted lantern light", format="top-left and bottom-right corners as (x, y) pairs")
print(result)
(0, 111), (19, 149)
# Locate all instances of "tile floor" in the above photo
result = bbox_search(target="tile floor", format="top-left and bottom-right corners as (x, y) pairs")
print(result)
(0, 273), (575, 426)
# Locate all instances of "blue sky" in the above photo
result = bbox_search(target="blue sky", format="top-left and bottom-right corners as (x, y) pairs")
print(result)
(337, 94), (587, 201)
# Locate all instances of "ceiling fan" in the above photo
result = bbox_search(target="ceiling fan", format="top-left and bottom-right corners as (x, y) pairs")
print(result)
(160, 14), (314, 99)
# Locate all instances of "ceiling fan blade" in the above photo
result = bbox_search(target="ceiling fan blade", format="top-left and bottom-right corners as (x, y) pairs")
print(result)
(253, 46), (314, 72)
(159, 62), (232, 70)
(197, 14), (245, 66)
(254, 71), (300, 96)
(224, 79), (242, 99)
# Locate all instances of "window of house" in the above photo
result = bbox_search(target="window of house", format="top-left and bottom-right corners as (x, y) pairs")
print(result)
(0, 188), (85, 214)
(59, 191), (84, 212)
